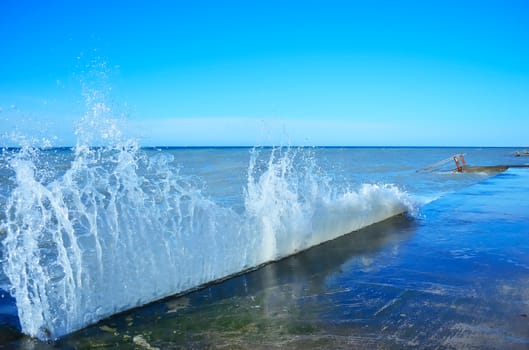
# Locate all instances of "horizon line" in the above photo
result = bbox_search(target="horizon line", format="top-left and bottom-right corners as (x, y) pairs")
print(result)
(1, 145), (527, 151)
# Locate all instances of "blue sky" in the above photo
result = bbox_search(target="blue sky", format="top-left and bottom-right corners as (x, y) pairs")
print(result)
(1, 0), (528, 147)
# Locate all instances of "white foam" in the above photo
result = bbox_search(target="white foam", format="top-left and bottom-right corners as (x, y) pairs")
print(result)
(1, 143), (414, 340)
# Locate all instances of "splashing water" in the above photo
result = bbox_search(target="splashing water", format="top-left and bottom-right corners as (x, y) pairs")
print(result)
(0, 112), (414, 341)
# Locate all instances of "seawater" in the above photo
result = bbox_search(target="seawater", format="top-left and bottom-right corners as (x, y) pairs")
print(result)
(1, 145), (528, 348)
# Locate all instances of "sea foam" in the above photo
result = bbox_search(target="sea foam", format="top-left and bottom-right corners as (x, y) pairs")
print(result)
(1, 100), (413, 340)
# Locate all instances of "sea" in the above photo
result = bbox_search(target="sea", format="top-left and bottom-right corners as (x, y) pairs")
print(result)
(1, 144), (529, 349)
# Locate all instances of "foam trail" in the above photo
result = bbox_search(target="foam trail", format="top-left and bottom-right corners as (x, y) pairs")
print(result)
(1, 142), (413, 340)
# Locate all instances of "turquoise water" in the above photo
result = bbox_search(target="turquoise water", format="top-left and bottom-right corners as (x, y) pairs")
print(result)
(1, 147), (528, 348)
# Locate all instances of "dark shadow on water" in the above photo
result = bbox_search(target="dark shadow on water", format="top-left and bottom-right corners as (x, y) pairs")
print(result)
(0, 289), (22, 345)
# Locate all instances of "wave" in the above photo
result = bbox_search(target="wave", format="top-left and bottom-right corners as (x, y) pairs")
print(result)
(1, 142), (413, 340)
(0, 111), (414, 340)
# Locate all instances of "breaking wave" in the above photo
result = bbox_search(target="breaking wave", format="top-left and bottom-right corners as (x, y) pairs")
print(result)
(0, 103), (413, 341)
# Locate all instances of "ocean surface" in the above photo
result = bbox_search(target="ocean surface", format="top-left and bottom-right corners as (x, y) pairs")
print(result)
(1, 145), (528, 349)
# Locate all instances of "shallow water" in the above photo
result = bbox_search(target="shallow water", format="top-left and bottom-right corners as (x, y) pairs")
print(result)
(1, 147), (529, 348)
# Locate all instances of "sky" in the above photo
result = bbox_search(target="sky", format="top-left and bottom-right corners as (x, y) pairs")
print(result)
(1, 0), (528, 147)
